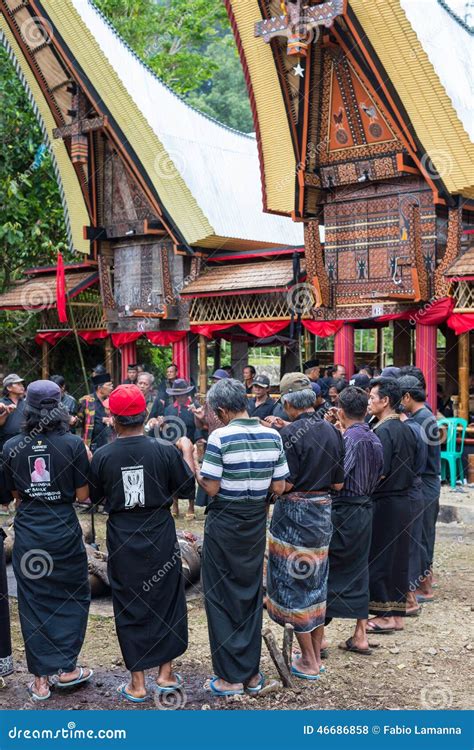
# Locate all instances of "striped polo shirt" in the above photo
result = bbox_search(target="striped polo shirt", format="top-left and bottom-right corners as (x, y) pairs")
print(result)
(200, 418), (289, 501)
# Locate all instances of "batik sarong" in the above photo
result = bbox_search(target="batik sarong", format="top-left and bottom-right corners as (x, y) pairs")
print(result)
(267, 492), (332, 632)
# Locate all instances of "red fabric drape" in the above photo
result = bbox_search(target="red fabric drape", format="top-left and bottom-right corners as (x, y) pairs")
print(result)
(120, 341), (138, 382)
(447, 313), (474, 335)
(146, 330), (187, 346)
(302, 319), (344, 337)
(334, 323), (355, 376)
(416, 323), (437, 412)
(239, 321), (288, 338)
(56, 252), (67, 323)
(78, 330), (109, 343)
(190, 324), (233, 339)
(173, 336), (190, 380)
(111, 332), (142, 348)
(35, 331), (70, 346)
(411, 297), (455, 326)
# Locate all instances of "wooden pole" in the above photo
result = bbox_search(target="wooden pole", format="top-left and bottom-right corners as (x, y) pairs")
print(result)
(458, 332), (469, 421)
(41, 341), (49, 380)
(262, 628), (294, 688)
(199, 335), (208, 397)
(104, 336), (113, 380)
(67, 302), (89, 394)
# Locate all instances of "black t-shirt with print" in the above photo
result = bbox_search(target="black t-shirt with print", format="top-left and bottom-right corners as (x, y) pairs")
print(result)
(89, 435), (195, 514)
(2, 429), (90, 504)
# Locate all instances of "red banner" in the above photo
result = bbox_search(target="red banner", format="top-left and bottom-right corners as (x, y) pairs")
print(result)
(302, 320), (344, 337)
(447, 313), (474, 335)
(56, 252), (67, 323)
(111, 332), (142, 348)
(239, 321), (289, 338)
(146, 331), (188, 346)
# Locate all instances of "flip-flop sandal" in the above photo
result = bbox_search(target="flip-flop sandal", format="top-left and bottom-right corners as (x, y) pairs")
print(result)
(321, 648), (328, 659)
(416, 595), (434, 603)
(291, 665), (320, 681)
(56, 667), (93, 688)
(28, 682), (51, 701)
(245, 672), (266, 694)
(117, 684), (149, 703)
(366, 621), (396, 634)
(155, 673), (184, 693)
(209, 677), (244, 696)
(405, 608), (421, 617)
(338, 637), (372, 656)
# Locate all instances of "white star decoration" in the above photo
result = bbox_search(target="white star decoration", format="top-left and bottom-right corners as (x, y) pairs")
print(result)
(293, 63), (305, 78)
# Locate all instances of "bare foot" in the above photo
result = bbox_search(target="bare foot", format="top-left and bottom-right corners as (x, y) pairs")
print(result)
(292, 656), (320, 676)
(122, 682), (147, 699)
(156, 672), (182, 688)
(212, 678), (243, 692)
(58, 667), (92, 684)
(246, 673), (262, 689)
(367, 617), (396, 631)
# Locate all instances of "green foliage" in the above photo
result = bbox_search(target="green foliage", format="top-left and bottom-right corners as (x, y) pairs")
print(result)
(0, 46), (68, 292)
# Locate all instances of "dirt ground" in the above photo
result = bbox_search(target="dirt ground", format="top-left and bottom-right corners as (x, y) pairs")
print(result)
(1, 486), (472, 712)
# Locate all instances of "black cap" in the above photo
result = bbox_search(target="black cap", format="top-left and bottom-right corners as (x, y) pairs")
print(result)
(92, 372), (112, 387)
(253, 374), (270, 388)
(127, 363), (138, 369)
(25, 380), (61, 412)
(349, 373), (371, 390)
(303, 358), (320, 371)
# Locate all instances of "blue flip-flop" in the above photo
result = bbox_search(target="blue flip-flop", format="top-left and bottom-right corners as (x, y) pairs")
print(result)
(416, 595), (434, 603)
(27, 682), (51, 701)
(291, 665), (320, 681)
(245, 672), (265, 694)
(117, 683), (149, 703)
(319, 665), (327, 674)
(56, 667), (94, 689)
(155, 673), (184, 694)
(209, 677), (244, 696)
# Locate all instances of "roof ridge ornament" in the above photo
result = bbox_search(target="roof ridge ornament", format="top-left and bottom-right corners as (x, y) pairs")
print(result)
(254, 0), (346, 57)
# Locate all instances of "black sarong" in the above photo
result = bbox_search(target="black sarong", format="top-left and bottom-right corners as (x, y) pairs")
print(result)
(13, 502), (90, 675)
(420, 476), (440, 574)
(369, 493), (412, 617)
(0, 529), (13, 678)
(107, 509), (187, 672)
(408, 479), (424, 590)
(202, 500), (267, 684)
(326, 495), (372, 620)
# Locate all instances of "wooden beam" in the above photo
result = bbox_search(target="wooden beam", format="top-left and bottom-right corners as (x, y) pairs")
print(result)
(52, 115), (107, 139)
(199, 335), (208, 397)
(41, 340), (49, 380)
(458, 332), (470, 421)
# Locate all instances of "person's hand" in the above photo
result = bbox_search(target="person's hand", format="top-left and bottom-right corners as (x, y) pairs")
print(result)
(399, 412), (408, 422)
(263, 416), (286, 430)
(6, 403), (16, 414)
(191, 405), (205, 419)
(175, 436), (193, 454)
(69, 415), (78, 427)
(324, 407), (339, 424)
(102, 416), (114, 427)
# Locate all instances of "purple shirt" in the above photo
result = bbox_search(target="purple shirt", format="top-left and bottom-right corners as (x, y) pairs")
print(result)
(338, 422), (384, 498)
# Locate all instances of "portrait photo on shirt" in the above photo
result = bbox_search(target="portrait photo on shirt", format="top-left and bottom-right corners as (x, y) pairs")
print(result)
(121, 465), (145, 509)
(28, 455), (51, 484)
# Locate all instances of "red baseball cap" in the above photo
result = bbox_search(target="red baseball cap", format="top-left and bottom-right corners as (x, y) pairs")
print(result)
(108, 384), (146, 416)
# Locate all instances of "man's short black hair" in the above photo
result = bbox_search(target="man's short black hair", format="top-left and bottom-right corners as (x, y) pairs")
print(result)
(399, 365), (426, 390)
(338, 386), (369, 419)
(336, 378), (349, 393)
(398, 375), (426, 403)
(113, 410), (147, 426)
(244, 365), (256, 375)
(50, 374), (65, 388)
(370, 376), (402, 409)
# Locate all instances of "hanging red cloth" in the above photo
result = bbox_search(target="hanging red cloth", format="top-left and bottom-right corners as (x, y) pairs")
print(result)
(239, 321), (289, 338)
(447, 313), (474, 335)
(78, 330), (109, 343)
(190, 324), (233, 339)
(111, 332), (142, 348)
(56, 252), (67, 323)
(302, 319), (344, 337)
(146, 330), (187, 346)
(35, 331), (70, 346)
(412, 297), (455, 326)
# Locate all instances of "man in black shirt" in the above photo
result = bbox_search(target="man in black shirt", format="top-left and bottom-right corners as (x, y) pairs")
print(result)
(248, 375), (275, 419)
(367, 377), (417, 635)
(399, 375), (441, 603)
(90, 384), (195, 703)
(0, 374), (26, 513)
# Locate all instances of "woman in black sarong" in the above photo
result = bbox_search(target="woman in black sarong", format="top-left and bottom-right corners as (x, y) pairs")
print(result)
(90, 384), (195, 703)
(195, 379), (288, 696)
(0, 528), (13, 683)
(2, 380), (92, 701)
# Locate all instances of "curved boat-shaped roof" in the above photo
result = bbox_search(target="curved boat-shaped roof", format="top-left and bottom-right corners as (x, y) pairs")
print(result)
(226, 0), (474, 213)
(1, 0), (304, 250)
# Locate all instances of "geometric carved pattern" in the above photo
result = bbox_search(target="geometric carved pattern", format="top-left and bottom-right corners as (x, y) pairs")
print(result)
(453, 280), (474, 312)
(435, 206), (462, 298)
(189, 292), (294, 324)
(304, 221), (330, 306)
(40, 289), (104, 330)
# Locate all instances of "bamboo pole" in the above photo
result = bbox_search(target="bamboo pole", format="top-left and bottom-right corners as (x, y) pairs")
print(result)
(199, 335), (208, 398)
(458, 332), (469, 421)
(67, 302), (89, 394)
(41, 341), (49, 379)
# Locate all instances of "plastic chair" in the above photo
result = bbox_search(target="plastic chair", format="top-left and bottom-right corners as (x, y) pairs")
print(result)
(438, 418), (468, 488)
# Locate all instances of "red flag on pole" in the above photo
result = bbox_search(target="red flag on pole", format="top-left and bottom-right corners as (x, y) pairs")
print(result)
(56, 252), (68, 323)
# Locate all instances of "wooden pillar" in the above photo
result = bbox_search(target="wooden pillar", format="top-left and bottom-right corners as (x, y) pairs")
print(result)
(458, 332), (469, 421)
(415, 324), (437, 412)
(41, 341), (49, 380)
(334, 323), (354, 377)
(443, 325), (459, 398)
(376, 327), (385, 370)
(104, 336), (114, 380)
(120, 341), (137, 383)
(172, 335), (190, 381)
(213, 339), (221, 371)
(231, 339), (248, 381)
(189, 334), (199, 387)
(393, 320), (412, 366)
(199, 335), (208, 396)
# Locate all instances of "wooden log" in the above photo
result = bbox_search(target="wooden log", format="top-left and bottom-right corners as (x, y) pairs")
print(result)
(282, 624), (294, 671)
(262, 628), (294, 688)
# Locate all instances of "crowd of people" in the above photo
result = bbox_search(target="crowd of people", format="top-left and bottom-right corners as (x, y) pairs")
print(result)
(0, 354), (443, 703)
